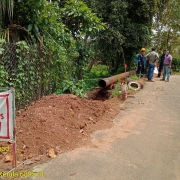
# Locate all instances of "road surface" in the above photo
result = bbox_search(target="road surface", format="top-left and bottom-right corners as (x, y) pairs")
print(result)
(30, 75), (180, 180)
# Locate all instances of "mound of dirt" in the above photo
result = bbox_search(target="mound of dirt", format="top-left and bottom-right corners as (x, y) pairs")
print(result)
(0, 93), (122, 170)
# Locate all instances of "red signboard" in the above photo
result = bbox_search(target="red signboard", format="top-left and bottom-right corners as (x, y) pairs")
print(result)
(0, 90), (14, 140)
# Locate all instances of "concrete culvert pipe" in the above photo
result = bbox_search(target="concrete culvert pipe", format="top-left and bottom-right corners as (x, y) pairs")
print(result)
(128, 81), (141, 91)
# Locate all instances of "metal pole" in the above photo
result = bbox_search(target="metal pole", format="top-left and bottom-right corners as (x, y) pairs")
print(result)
(11, 88), (16, 167)
(98, 71), (135, 88)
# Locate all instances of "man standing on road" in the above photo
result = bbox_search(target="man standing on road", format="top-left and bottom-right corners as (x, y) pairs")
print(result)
(146, 47), (159, 82)
(162, 50), (172, 82)
(136, 48), (146, 77)
(157, 49), (167, 78)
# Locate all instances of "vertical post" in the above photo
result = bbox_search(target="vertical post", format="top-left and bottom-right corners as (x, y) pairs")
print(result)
(11, 88), (16, 167)
(124, 63), (127, 83)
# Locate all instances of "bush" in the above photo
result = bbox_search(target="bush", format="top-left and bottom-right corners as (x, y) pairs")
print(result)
(129, 75), (138, 80)
(84, 65), (110, 79)
(83, 64), (110, 90)
(172, 58), (180, 71)
(55, 79), (88, 98)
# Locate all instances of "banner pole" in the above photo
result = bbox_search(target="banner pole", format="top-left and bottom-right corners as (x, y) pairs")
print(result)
(11, 88), (16, 167)
(14, 134), (17, 167)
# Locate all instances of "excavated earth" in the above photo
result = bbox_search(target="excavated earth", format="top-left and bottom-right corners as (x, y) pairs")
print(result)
(0, 89), (136, 172)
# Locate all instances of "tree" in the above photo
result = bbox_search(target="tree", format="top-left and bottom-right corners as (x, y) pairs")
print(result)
(0, 0), (78, 89)
(152, 0), (180, 56)
(83, 0), (157, 73)
(61, 0), (106, 79)
(0, 0), (107, 82)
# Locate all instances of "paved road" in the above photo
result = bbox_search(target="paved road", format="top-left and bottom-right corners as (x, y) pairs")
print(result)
(30, 75), (180, 180)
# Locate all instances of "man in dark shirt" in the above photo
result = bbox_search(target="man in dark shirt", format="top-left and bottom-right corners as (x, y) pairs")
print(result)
(136, 48), (146, 77)
(157, 49), (167, 77)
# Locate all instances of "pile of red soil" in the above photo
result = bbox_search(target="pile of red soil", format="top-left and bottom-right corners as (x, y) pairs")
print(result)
(0, 93), (121, 170)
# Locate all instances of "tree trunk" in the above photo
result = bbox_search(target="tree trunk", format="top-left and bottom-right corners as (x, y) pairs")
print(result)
(86, 60), (94, 73)
(166, 28), (171, 49)
(111, 52), (121, 73)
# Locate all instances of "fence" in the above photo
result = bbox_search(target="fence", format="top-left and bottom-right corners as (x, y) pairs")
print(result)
(0, 42), (61, 110)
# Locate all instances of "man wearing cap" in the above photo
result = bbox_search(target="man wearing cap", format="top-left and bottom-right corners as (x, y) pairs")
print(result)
(136, 48), (146, 77)
(145, 47), (159, 82)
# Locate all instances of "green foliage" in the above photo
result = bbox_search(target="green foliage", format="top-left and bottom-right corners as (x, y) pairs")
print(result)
(0, 65), (8, 87)
(14, 0), (44, 28)
(61, 0), (106, 79)
(110, 78), (121, 98)
(172, 58), (180, 71)
(153, 0), (180, 55)
(1, 0), (170, 109)
(0, 38), (8, 86)
(129, 75), (138, 80)
(0, 39), (76, 109)
(14, 41), (41, 107)
(129, 54), (138, 72)
(61, 0), (106, 37)
(85, 65), (110, 78)
(14, 1), (79, 95)
(83, 0), (157, 73)
(0, 0), (107, 109)
(55, 79), (88, 98)
(83, 64), (110, 89)
(0, 47), (4, 54)
(73, 38), (91, 79)
(0, 39), (5, 54)
(37, 2), (78, 81)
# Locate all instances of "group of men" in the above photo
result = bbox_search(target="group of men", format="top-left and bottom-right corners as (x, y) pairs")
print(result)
(136, 48), (172, 82)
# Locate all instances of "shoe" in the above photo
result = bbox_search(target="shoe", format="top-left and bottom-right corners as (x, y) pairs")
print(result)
(148, 80), (154, 82)
(165, 80), (169, 82)
(160, 79), (165, 81)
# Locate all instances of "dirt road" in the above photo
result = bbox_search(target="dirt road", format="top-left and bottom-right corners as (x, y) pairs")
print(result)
(29, 75), (180, 180)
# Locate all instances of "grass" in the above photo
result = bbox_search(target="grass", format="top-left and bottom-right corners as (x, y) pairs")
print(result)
(129, 75), (138, 80)
(172, 71), (180, 75)
(110, 78), (122, 98)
